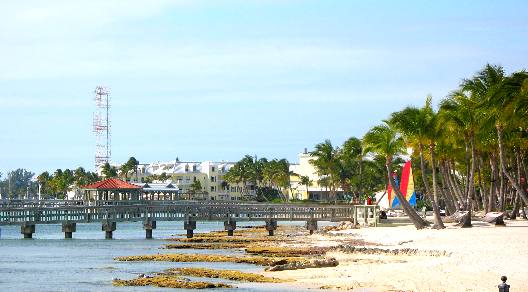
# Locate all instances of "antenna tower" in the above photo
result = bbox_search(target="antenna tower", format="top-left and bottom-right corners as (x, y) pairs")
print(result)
(93, 86), (111, 170)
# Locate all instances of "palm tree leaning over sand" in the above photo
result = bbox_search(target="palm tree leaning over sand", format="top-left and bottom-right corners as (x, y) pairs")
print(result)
(389, 96), (445, 229)
(363, 122), (430, 229)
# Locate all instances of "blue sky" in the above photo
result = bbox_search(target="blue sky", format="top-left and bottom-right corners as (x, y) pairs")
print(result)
(1, 0), (527, 174)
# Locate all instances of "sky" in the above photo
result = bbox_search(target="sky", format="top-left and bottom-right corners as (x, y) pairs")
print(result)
(0, 0), (527, 174)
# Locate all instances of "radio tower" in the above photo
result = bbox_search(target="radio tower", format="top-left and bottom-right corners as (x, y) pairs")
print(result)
(93, 86), (111, 170)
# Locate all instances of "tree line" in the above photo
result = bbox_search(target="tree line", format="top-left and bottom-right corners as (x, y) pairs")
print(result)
(364, 64), (528, 229)
(37, 167), (99, 199)
(225, 63), (527, 231)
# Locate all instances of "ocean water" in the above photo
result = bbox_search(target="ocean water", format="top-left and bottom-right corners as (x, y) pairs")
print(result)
(0, 221), (313, 292)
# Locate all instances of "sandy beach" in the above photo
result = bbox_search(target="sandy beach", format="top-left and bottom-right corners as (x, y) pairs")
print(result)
(264, 219), (528, 292)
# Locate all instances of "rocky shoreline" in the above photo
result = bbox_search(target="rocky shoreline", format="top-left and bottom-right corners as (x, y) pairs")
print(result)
(112, 224), (339, 289)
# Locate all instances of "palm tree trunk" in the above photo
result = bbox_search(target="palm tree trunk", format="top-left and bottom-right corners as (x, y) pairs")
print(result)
(439, 161), (457, 215)
(521, 151), (528, 219)
(477, 156), (488, 212)
(448, 160), (464, 205)
(499, 167), (505, 211)
(464, 138), (470, 207)
(429, 144), (445, 229)
(468, 133), (477, 211)
(497, 126), (528, 205)
(386, 158), (429, 229)
(418, 145), (431, 195)
(488, 154), (498, 212)
(511, 148), (523, 219)
(443, 161), (460, 206)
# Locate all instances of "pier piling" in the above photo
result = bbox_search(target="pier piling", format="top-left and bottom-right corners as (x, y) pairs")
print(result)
(265, 219), (277, 236)
(184, 220), (196, 238)
(224, 220), (236, 236)
(21, 223), (35, 239)
(62, 222), (76, 239)
(306, 219), (317, 235)
(102, 221), (116, 239)
(143, 219), (156, 239)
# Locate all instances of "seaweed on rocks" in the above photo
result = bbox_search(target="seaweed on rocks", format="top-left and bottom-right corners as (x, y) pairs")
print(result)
(245, 246), (327, 257)
(164, 243), (247, 249)
(265, 258), (339, 271)
(112, 276), (233, 289)
(166, 267), (289, 283)
(114, 253), (306, 266)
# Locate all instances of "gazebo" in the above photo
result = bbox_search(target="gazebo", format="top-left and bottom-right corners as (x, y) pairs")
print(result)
(81, 178), (142, 203)
(133, 182), (181, 200)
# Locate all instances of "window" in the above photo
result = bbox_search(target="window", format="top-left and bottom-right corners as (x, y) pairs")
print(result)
(193, 177), (197, 182)
(185, 165), (189, 172)
(192, 165), (197, 172)
(211, 167), (215, 172)
(211, 186), (214, 192)
(210, 176), (216, 182)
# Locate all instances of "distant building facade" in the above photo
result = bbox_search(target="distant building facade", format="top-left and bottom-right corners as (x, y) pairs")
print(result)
(288, 150), (344, 201)
(116, 160), (253, 201)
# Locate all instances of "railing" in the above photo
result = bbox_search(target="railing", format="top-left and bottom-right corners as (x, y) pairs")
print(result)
(0, 200), (380, 226)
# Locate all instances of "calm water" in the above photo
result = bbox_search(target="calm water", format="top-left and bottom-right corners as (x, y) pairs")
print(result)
(0, 221), (313, 292)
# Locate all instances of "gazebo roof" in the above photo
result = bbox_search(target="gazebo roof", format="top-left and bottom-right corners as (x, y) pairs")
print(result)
(81, 178), (141, 190)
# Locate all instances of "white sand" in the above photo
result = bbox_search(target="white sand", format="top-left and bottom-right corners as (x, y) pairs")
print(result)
(264, 219), (528, 291)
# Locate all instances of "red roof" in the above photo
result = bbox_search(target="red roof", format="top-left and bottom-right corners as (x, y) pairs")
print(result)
(81, 178), (141, 190)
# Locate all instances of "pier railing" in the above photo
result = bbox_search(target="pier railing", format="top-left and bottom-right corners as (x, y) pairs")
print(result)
(0, 201), (380, 238)
(0, 201), (379, 225)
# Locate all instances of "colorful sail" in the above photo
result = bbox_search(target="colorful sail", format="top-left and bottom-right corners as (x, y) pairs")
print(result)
(387, 172), (399, 208)
(388, 161), (417, 208)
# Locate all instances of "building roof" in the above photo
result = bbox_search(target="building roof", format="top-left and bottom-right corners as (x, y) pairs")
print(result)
(132, 182), (180, 191)
(81, 178), (141, 190)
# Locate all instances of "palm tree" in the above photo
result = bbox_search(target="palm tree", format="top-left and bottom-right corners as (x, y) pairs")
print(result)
(310, 140), (339, 203)
(390, 96), (445, 229)
(363, 123), (430, 229)
(340, 137), (364, 200)
(485, 69), (528, 206)
(101, 162), (118, 178)
(299, 175), (312, 199)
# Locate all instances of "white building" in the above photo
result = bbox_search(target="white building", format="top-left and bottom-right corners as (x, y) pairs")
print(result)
(116, 160), (253, 201)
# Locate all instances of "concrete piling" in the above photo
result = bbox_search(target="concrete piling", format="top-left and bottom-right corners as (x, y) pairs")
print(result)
(265, 219), (278, 236)
(306, 219), (317, 235)
(21, 223), (35, 239)
(143, 219), (156, 239)
(102, 221), (116, 239)
(62, 222), (76, 239)
(224, 220), (236, 236)
(184, 220), (196, 238)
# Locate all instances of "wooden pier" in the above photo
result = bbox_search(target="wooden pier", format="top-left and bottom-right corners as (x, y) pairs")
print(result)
(0, 200), (379, 239)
